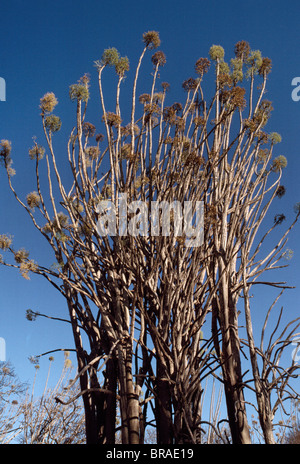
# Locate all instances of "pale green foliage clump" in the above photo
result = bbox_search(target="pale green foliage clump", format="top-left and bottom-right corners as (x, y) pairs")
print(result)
(246, 50), (263, 77)
(218, 61), (230, 75)
(95, 48), (129, 77)
(101, 47), (120, 67)
(69, 74), (90, 102)
(40, 92), (58, 115)
(115, 56), (130, 76)
(269, 132), (282, 144)
(231, 57), (244, 82)
(45, 115), (62, 133)
(221, 41), (271, 84)
(209, 45), (225, 61)
(69, 84), (89, 102)
(272, 155), (287, 172)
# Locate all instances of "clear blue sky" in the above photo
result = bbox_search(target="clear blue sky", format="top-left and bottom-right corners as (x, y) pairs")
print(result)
(1, 0), (300, 392)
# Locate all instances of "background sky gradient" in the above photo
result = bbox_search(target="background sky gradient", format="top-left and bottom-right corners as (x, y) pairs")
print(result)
(1, 0), (300, 395)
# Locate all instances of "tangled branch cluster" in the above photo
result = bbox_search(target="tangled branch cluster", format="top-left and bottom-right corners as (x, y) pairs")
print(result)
(0, 33), (299, 444)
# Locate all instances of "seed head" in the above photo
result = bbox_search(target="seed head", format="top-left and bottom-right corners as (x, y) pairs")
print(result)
(259, 57), (272, 76)
(26, 191), (41, 210)
(195, 57), (210, 76)
(101, 48), (120, 67)
(40, 92), (58, 115)
(83, 122), (96, 138)
(151, 51), (166, 67)
(115, 56), (130, 76)
(0, 234), (12, 250)
(45, 115), (62, 133)
(143, 31), (161, 49)
(234, 41), (250, 61)
(272, 155), (287, 172)
(29, 144), (45, 161)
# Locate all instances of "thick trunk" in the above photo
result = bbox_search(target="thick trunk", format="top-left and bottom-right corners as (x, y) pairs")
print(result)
(262, 420), (276, 444)
(127, 390), (140, 444)
(258, 402), (275, 444)
(66, 292), (96, 444)
(223, 373), (251, 444)
(156, 360), (174, 444)
(66, 289), (118, 444)
(243, 282), (275, 444)
(118, 342), (141, 444)
(174, 409), (193, 444)
(126, 363), (140, 444)
(215, 280), (252, 444)
(98, 357), (117, 444)
(220, 325), (252, 444)
(82, 357), (117, 444)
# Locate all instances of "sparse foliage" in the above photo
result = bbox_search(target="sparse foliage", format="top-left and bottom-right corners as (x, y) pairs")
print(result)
(0, 358), (85, 444)
(0, 33), (299, 444)
(0, 362), (26, 444)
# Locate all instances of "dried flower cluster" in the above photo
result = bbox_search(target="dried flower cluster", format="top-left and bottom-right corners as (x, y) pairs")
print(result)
(40, 92), (58, 115)
(0, 234), (12, 250)
(26, 191), (41, 210)
(143, 30), (161, 49)
(29, 144), (45, 161)
(45, 115), (62, 133)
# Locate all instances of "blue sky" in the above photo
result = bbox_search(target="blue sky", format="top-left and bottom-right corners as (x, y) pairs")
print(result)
(1, 0), (300, 395)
